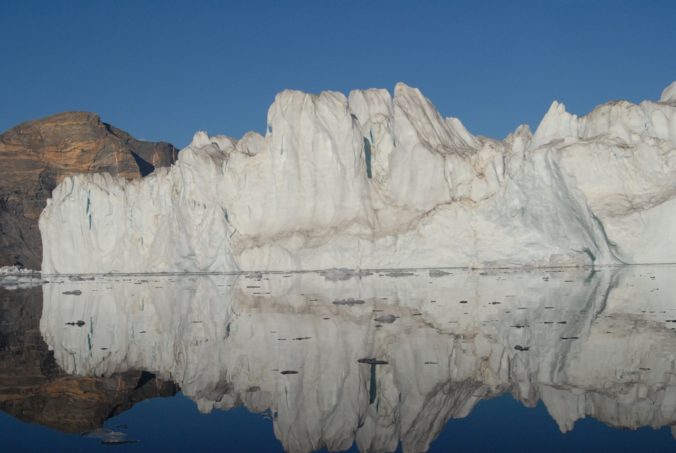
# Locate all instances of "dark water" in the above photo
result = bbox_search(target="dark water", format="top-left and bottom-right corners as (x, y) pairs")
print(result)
(1, 266), (675, 452)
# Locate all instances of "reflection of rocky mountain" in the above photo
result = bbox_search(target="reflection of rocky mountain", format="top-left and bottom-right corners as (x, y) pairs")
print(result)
(40, 267), (676, 452)
(0, 286), (176, 433)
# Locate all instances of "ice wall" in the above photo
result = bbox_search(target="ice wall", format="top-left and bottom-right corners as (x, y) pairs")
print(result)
(39, 82), (676, 273)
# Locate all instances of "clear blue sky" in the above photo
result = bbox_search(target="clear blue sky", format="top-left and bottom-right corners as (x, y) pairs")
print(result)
(1, 0), (674, 148)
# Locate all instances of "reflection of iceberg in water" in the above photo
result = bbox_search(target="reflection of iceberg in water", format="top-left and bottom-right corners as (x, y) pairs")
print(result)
(0, 285), (177, 433)
(40, 267), (676, 453)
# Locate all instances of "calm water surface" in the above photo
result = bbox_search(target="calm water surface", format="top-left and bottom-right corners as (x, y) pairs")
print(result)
(1, 266), (675, 452)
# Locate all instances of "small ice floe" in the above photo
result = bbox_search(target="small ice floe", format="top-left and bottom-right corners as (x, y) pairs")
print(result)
(82, 428), (139, 445)
(320, 268), (356, 281)
(0, 266), (41, 290)
(333, 298), (365, 306)
(357, 358), (389, 365)
(374, 314), (398, 324)
(429, 269), (452, 277)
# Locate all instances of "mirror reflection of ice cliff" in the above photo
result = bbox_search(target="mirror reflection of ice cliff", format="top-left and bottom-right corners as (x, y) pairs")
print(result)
(40, 267), (676, 453)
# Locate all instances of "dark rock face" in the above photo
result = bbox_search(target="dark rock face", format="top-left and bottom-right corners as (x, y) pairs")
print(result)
(0, 112), (178, 268)
(0, 286), (178, 433)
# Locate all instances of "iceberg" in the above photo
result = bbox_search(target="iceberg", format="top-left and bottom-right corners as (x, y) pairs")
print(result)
(39, 82), (676, 273)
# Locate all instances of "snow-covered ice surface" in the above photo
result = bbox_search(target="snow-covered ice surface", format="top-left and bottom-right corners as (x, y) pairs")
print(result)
(39, 267), (676, 453)
(40, 82), (676, 273)
(0, 266), (41, 290)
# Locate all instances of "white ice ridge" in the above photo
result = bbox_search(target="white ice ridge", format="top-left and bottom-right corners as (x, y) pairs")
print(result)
(40, 268), (676, 452)
(40, 82), (676, 273)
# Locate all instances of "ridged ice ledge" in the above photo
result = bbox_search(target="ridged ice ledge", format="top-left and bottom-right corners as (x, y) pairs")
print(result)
(39, 82), (676, 273)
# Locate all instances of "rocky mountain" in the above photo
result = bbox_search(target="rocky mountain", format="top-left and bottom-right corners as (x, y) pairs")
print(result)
(0, 112), (178, 269)
(39, 82), (676, 273)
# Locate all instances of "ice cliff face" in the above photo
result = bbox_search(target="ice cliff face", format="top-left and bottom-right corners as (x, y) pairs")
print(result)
(39, 82), (676, 273)
(39, 268), (676, 453)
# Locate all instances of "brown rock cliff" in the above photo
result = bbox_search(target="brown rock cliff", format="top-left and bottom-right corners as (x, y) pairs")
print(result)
(0, 112), (178, 269)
